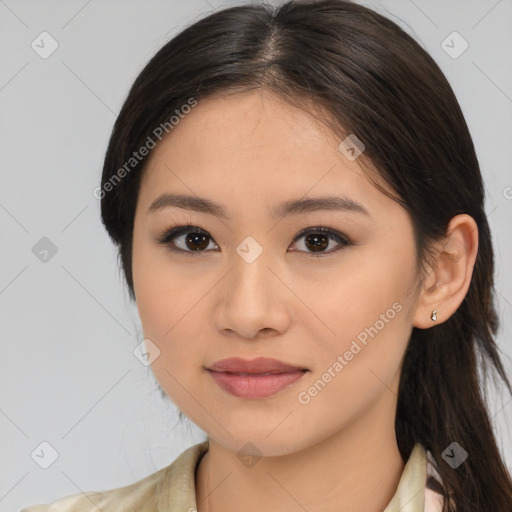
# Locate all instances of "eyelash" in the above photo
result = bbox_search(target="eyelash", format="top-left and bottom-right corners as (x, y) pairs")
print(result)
(157, 223), (352, 258)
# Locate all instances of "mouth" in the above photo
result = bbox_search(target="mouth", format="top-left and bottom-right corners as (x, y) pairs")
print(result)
(205, 357), (309, 399)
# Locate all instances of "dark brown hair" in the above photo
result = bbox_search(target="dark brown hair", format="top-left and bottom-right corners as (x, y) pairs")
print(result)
(99, 1), (512, 509)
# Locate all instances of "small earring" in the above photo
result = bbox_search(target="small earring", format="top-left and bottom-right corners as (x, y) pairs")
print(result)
(430, 309), (437, 322)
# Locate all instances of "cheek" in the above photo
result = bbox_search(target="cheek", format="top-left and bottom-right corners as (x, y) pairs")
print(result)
(295, 298), (413, 430)
(132, 241), (208, 389)
(319, 247), (414, 331)
(133, 267), (202, 407)
(134, 271), (194, 359)
(308, 242), (417, 383)
(132, 230), (186, 335)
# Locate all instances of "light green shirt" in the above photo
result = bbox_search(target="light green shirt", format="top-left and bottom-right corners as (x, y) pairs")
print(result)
(21, 441), (444, 512)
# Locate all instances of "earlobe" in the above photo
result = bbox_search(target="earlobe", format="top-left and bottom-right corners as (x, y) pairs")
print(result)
(413, 214), (479, 329)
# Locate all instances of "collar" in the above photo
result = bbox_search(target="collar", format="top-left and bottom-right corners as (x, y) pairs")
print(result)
(160, 441), (433, 512)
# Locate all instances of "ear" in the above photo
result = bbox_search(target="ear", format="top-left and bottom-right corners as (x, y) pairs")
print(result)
(413, 214), (479, 329)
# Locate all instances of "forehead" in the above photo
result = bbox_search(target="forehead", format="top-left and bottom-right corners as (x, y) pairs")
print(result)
(137, 89), (395, 217)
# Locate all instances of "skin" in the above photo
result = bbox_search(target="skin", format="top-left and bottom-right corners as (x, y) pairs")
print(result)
(131, 89), (478, 512)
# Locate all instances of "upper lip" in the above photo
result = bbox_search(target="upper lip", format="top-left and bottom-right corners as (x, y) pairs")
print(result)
(207, 357), (307, 374)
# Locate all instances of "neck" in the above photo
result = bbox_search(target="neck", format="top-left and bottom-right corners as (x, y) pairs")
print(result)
(195, 387), (406, 512)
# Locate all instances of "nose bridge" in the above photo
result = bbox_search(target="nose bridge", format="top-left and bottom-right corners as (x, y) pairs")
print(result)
(214, 235), (290, 338)
(230, 235), (274, 302)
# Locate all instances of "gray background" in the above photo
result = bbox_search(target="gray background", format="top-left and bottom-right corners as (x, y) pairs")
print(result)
(1, 0), (511, 509)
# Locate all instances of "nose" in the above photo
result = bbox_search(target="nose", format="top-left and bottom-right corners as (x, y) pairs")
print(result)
(213, 246), (292, 341)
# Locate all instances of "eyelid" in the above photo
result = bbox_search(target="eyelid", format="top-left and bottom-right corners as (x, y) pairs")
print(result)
(157, 224), (352, 256)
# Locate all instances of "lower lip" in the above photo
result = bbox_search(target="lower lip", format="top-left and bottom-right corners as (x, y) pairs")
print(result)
(207, 370), (307, 399)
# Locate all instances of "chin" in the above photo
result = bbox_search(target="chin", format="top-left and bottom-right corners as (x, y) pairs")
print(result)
(204, 426), (318, 458)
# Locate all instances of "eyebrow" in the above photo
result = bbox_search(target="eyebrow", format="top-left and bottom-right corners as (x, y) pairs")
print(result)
(147, 193), (370, 219)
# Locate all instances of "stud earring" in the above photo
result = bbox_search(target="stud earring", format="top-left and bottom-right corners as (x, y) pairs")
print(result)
(430, 309), (437, 322)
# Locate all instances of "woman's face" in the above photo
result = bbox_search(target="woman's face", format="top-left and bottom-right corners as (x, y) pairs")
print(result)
(132, 89), (422, 456)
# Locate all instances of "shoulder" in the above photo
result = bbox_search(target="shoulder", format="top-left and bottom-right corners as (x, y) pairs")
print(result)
(20, 441), (209, 512)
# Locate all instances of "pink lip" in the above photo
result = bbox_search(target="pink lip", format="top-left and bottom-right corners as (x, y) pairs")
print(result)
(206, 357), (308, 399)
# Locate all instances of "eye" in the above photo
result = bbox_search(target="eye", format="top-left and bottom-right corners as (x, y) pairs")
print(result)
(289, 226), (351, 256)
(157, 223), (219, 256)
(157, 224), (351, 257)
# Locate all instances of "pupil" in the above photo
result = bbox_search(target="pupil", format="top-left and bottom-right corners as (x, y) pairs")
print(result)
(186, 232), (209, 251)
(306, 233), (328, 252)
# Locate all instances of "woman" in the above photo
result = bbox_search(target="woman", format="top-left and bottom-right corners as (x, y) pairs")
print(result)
(22, 0), (512, 511)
